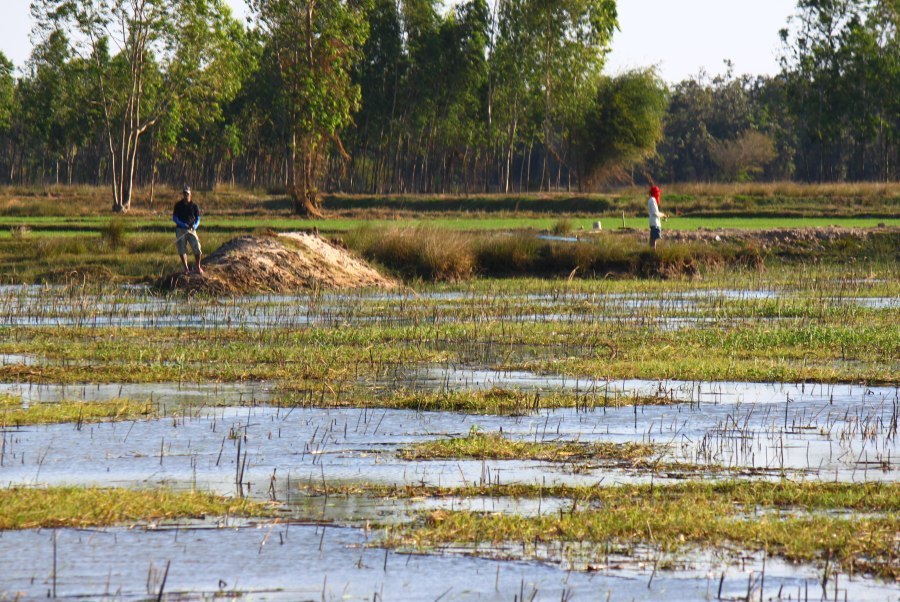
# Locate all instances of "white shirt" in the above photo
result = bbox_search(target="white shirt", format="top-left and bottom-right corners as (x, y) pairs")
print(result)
(648, 197), (662, 229)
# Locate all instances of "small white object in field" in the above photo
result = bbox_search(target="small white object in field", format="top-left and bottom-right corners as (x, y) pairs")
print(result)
(593, 221), (602, 230)
(715, 235), (722, 241)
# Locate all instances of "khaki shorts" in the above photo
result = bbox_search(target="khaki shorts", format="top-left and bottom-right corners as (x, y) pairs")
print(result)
(176, 228), (202, 256)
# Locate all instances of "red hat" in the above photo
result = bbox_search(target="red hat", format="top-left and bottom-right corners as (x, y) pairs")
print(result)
(649, 186), (661, 204)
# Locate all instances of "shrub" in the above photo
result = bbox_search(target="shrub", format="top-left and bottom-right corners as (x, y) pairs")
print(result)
(99, 218), (128, 250)
(551, 219), (574, 235)
(347, 227), (769, 281)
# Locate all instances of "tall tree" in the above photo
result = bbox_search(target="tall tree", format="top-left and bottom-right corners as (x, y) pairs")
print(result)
(250, 0), (370, 216)
(353, 0), (403, 192)
(572, 68), (668, 187)
(0, 53), (16, 183)
(32, 0), (242, 211)
(18, 31), (98, 185)
(0, 54), (13, 136)
(493, 0), (617, 191)
(780, 0), (899, 180)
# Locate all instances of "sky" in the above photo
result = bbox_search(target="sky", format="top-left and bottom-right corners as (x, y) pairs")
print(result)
(2, 0), (798, 83)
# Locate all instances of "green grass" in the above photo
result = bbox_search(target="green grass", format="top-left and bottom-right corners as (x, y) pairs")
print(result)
(0, 395), (157, 426)
(399, 428), (658, 463)
(383, 480), (900, 579)
(0, 487), (273, 530)
(1, 313), (895, 387)
(0, 261), (895, 388)
(3, 182), (898, 219)
(0, 215), (897, 236)
(345, 388), (684, 414)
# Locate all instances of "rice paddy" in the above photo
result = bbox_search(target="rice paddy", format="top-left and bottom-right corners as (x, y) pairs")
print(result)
(0, 188), (897, 600)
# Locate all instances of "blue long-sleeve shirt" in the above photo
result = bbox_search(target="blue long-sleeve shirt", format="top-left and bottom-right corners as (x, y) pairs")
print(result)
(173, 199), (201, 229)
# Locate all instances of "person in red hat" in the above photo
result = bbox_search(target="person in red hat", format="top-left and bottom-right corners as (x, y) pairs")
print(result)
(647, 185), (667, 248)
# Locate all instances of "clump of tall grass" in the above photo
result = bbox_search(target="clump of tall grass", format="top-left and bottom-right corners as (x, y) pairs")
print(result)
(348, 226), (476, 281)
(35, 236), (90, 257)
(129, 234), (175, 254)
(0, 487), (273, 530)
(99, 218), (128, 250)
(347, 226), (763, 280)
(400, 427), (658, 462)
(551, 218), (574, 235)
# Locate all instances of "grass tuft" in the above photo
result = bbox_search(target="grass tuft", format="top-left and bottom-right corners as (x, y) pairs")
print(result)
(0, 396), (157, 426)
(384, 480), (900, 579)
(400, 427), (658, 463)
(0, 487), (272, 530)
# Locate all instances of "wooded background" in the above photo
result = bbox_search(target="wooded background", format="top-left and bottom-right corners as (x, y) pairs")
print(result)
(2, 0), (897, 212)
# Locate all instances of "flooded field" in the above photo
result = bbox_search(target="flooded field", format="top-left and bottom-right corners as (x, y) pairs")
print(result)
(2, 384), (897, 493)
(0, 268), (897, 600)
(2, 523), (898, 601)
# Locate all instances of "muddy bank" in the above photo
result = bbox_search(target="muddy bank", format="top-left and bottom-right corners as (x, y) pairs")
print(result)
(158, 232), (397, 294)
(638, 225), (899, 252)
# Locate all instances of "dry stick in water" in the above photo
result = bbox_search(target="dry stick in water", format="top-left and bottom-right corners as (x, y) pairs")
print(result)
(156, 560), (170, 602)
(235, 431), (242, 495)
(52, 529), (57, 599)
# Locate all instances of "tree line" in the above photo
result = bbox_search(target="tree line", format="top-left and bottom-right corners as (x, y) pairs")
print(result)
(0, 0), (896, 213)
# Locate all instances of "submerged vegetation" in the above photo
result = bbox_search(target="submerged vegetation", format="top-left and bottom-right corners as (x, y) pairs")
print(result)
(384, 481), (900, 579)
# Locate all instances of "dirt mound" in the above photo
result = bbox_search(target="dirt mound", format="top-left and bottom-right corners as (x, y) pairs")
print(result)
(159, 232), (397, 294)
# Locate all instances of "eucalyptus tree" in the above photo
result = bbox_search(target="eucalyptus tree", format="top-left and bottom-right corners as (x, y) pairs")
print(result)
(353, 0), (404, 192)
(0, 53), (15, 183)
(780, 0), (899, 180)
(17, 31), (99, 184)
(163, 10), (254, 190)
(401, 0), (490, 192)
(493, 0), (617, 191)
(31, 0), (243, 211)
(437, 0), (490, 192)
(249, 0), (370, 216)
(0, 54), (13, 136)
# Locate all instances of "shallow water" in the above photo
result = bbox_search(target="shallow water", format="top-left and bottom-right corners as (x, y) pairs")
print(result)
(0, 523), (896, 601)
(1, 379), (895, 495)
(0, 284), (891, 330)
(0, 280), (896, 599)
(392, 366), (895, 405)
(290, 495), (574, 525)
(0, 354), (40, 367)
(0, 381), (272, 405)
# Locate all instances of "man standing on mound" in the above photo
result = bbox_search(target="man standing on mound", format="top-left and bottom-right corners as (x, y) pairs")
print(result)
(647, 185), (667, 249)
(173, 187), (203, 274)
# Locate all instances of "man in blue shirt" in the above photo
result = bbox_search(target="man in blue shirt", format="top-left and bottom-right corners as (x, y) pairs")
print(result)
(173, 187), (203, 274)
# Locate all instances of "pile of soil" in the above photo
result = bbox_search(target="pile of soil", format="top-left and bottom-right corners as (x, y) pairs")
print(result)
(159, 232), (397, 294)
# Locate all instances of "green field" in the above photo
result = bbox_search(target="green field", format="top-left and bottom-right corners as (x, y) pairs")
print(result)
(0, 214), (897, 238)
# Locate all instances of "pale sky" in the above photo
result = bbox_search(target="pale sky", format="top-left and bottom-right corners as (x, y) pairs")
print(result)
(2, 0), (797, 83)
